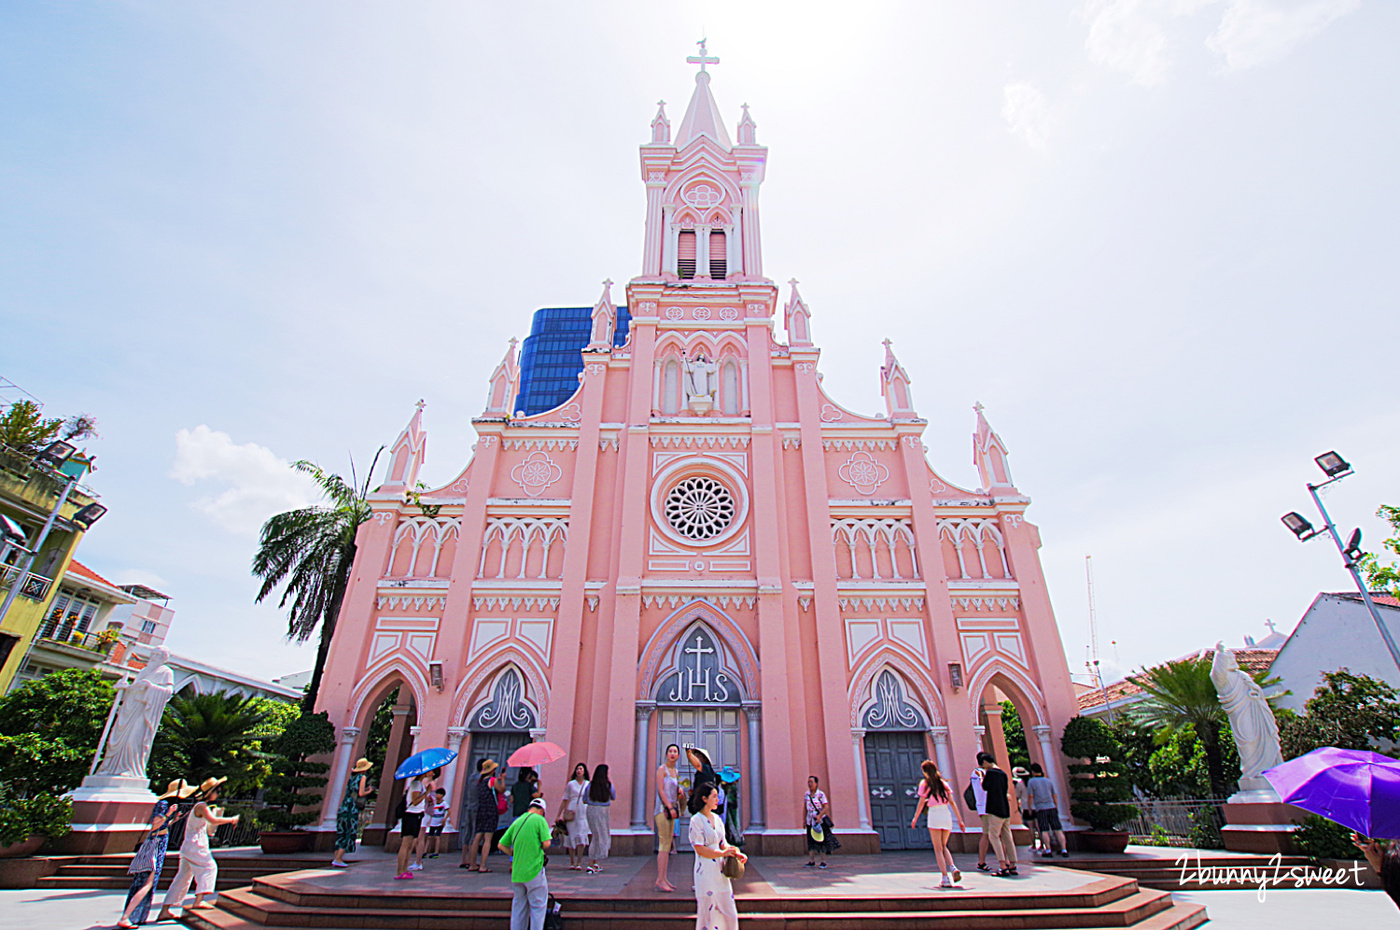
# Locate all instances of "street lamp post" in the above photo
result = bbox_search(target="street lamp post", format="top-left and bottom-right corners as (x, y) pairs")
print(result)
(1281, 451), (1400, 673)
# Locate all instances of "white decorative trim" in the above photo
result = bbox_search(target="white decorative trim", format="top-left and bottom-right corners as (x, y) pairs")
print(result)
(470, 595), (562, 612)
(949, 596), (1021, 612)
(516, 617), (554, 665)
(824, 439), (898, 451)
(375, 595), (448, 611)
(510, 450), (565, 498)
(649, 435), (750, 449)
(838, 596), (925, 612)
(838, 451), (891, 496)
(502, 439), (578, 451)
(642, 594), (757, 610)
(467, 618), (511, 662)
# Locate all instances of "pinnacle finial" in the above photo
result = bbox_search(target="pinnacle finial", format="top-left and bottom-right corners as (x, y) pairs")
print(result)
(973, 401), (985, 415)
(687, 38), (719, 75)
(882, 338), (892, 349)
(789, 278), (799, 287)
(602, 278), (613, 290)
(414, 398), (426, 411)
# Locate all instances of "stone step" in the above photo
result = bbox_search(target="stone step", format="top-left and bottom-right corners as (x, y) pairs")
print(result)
(188, 885), (1184, 930)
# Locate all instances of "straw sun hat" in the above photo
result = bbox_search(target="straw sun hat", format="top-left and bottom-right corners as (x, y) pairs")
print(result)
(352, 758), (373, 773)
(157, 779), (197, 800)
(481, 759), (499, 775)
(196, 776), (227, 794)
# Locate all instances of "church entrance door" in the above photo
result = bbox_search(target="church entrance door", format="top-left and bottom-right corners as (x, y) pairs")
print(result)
(459, 731), (531, 839)
(863, 731), (930, 851)
(656, 705), (741, 850)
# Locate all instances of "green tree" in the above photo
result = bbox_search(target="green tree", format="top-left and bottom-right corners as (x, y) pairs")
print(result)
(1106, 717), (1157, 794)
(0, 733), (89, 797)
(0, 668), (113, 747)
(148, 692), (271, 796)
(253, 454), (382, 712)
(363, 687), (398, 775)
(257, 711), (336, 832)
(1129, 655), (1234, 798)
(1359, 504), (1400, 600)
(1145, 722), (1241, 798)
(1279, 669), (1400, 760)
(1060, 716), (1138, 831)
(999, 700), (1031, 769)
(0, 400), (97, 455)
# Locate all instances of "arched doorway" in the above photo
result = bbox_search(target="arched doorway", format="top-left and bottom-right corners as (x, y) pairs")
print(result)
(652, 624), (745, 850)
(861, 670), (932, 850)
(459, 667), (537, 841)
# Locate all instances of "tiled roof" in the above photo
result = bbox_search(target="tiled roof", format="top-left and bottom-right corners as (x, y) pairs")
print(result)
(1334, 591), (1400, 609)
(1076, 647), (1280, 711)
(66, 560), (119, 589)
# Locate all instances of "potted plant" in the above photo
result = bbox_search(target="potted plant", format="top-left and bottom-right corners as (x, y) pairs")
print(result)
(1061, 716), (1139, 853)
(0, 786), (72, 858)
(255, 711), (335, 854)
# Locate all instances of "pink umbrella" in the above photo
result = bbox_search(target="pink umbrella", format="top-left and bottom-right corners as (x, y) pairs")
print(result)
(507, 741), (565, 768)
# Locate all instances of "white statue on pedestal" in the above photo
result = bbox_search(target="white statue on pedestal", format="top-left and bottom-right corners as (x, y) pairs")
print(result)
(96, 647), (175, 780)
(1210, 642), (1283, 791)
(683, 353), (718, 407)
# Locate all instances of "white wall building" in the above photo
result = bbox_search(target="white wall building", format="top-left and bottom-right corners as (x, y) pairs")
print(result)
(1267, 592), (1400, 713)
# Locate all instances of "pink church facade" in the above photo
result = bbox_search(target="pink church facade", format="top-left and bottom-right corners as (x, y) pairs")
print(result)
(312, 58), (1081, 854)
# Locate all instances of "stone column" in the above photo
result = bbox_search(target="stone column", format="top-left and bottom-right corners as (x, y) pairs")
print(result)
(851, 727), (871, 830)
(981, 702), (1018, 824)
(529, 727), (547, 741)
(320, 725), (362, 831)
(631, 703), (654, 829)
(1033, 725), (1070, 821)
(369, 701), (413, 836)
(744, 703), (764, 829)
(444, 727), (467, 804)
(663, 207), (678, 275)
(930, 726), (953, 786)
(696, 224), (711, 277)
(409, 725), (424, 756)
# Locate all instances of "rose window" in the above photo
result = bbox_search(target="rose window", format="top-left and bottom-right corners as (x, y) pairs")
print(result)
(663, 476), (736, 541)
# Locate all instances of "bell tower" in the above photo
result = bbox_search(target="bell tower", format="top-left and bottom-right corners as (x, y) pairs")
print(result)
(637, 40), (769, 282)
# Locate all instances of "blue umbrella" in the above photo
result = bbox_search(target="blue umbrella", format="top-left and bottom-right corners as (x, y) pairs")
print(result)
(395, 747), (458, 780)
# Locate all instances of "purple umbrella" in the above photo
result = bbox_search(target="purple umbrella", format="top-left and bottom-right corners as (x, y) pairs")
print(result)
(1262, 747), (1400, 838)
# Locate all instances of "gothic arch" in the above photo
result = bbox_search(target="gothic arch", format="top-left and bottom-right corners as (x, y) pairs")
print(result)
(965, 661), (1047, 728)
(848, 649), (945, 728)
(651, 620), (747, 704)
(347, 661), (430, 731)
(637, 599), (759, 700)
(462, 665), (541, 731)
(452, 646), (550, 728)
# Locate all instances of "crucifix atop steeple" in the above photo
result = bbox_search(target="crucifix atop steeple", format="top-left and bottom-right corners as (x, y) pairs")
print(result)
(687, 38), (719, 74)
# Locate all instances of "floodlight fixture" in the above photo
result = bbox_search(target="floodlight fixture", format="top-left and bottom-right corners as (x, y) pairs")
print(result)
(0, 513), (24, 545)
(1315, 451), (1351, 478)
(1281, 512), (1315, 539)
(1344, 528), (1365, 566)
(34, 441), (76, 470)
(71, 503), (108, 529)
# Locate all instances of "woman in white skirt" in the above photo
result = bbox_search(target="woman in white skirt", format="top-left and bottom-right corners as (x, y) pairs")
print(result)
(156, 778), (241, 920)
(562, 762), (592, 870)
(690, 781), (746, 930)
(584, 762), (615, 873)
(910, 759), (964, 888)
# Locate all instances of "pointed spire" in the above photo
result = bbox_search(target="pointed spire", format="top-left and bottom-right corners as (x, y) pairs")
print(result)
(784, 278), (813, 346)
(588, 279), (617, 349)
(651, 100), (671, 144)
(972, 402), (1016, 491)
(676, 40), (732, 149)
(880, 339), (916, 418)
(483, 338), (520, 416)
(736, 103), (757, 145)
(382, 400), (428, 491)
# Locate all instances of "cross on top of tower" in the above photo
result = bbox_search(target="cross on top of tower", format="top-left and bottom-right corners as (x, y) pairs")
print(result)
(687, 38), (719, 74)
(973, 401), (985, 415)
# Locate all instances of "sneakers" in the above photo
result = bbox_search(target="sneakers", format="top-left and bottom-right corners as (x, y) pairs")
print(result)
(1059, 850), (1070, 858)
(408, 863), (423, 871)
(329, 861), (348, 869)
(952, 870), (961, 884)
(804, 861), (816, 868)
(818, 862), (828, 869)
(939, 876), (953, 888)
(394, 872), (413, 880)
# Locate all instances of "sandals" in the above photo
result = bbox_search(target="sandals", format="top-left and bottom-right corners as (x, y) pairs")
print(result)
(976, 863), (991, 872)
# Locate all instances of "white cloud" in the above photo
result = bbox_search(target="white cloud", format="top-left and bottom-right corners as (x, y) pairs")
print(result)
(1002, 81), (1052, 152)
(1207, 0), (1359, 71)
(170, 426), (321, 536)
(1080, 0), (1180, 86)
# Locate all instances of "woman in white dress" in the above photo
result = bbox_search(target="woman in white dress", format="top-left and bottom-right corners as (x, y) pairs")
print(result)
(157, 778), (240, 921)
(910, 759), (964, 888)
(689, 782), (746, 930)
(563, 762), (592, 870)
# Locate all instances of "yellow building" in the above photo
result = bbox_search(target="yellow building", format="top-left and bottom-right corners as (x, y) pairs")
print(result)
(0, 443), (103, 693)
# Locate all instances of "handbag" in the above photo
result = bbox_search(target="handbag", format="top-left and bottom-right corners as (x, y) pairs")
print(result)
(721, 854), (746, 880)
(496, 791), (509, 814)
(821, 814), (841, 851)
(963, 782), (977, 810)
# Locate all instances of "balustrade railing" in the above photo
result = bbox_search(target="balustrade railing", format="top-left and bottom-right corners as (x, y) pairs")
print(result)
(0, 563), (53, 601)
(1121, 797), (1228, 849)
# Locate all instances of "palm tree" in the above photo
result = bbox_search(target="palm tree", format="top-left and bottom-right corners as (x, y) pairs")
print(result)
(1129, 654), (1232, 798)
(154, 691), (271, 791)
(252, 455), (381, 711)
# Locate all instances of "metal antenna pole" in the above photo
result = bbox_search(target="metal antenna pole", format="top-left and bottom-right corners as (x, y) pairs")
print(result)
(1308, 482), (1400, 672)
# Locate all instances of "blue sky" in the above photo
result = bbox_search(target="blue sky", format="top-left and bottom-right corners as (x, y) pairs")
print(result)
(3, 1), (1396, 684)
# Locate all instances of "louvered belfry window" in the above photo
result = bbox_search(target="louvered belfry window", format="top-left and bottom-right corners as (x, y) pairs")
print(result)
(677, 230), (697, 279)
(709, 230), (726, 279)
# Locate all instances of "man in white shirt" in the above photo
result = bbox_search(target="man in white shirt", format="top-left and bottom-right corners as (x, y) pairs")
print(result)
(968, 767), (991, 872)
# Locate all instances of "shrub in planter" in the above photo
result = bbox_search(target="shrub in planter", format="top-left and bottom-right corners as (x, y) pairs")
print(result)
(1293, 814), (1361, 860)
(0, 784), (73, 855)
(1061, 716), (1139, 849)
(255, 711), (335, 849)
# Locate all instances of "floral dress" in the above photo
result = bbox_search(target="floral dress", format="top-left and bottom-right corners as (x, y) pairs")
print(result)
(690, 811), (738, 930)
(335, 773), (365, 852)
(122, 799), (171, 925)
(474, 774), (499, 836)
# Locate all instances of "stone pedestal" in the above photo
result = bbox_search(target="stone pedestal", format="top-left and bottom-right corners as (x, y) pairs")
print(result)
(51, 775), (158, 855)
(1220, 787), (1303, 855)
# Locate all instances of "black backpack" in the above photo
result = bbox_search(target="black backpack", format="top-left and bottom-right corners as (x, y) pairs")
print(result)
(393, 793), (407, 824)
(543, 894), (564, 930)
(963, 781), (976, 811)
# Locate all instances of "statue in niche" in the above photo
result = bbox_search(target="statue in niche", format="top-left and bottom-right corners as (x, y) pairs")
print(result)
(96, 647), (175, 780)
(1210, 642), (1283, 791)
(683, 353), (718, 409)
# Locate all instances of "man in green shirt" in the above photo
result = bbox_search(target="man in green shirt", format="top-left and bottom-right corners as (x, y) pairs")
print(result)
(499, 797), (551, 930)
